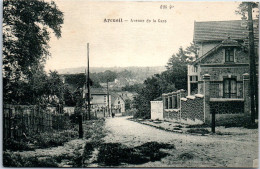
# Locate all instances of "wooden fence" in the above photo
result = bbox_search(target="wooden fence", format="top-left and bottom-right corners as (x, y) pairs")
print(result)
(3, 104), (71, 141)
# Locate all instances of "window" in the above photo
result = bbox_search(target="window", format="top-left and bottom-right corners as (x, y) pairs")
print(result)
(225, 48), (234, 62)
(190, 76), (198, 82)
(169, 97), (172, 109)
(223, 78), (237, 98)
(165, 98), (168, 109)
(173, 95), (178, 109)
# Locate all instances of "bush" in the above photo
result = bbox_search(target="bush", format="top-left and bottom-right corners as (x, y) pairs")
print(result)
(3, 152), (58, 167)
(4, 139), (34, 151)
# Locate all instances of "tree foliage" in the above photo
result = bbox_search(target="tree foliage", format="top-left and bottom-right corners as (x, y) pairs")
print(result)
(133, 43), (197, 118)
(235, 2), (259, 17)
(3, 0), (64, 104)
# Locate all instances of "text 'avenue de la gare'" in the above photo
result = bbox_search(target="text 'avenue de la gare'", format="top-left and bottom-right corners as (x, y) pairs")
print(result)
(104, 18), (167, 23)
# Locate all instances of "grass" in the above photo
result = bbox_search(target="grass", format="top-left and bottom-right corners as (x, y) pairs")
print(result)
(4, 127), (79, 151)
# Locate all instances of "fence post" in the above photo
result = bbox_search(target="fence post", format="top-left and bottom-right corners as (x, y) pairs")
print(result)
(211, 109), (215, 133)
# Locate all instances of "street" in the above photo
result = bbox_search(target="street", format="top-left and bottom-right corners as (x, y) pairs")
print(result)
(104, 116), (258, 167)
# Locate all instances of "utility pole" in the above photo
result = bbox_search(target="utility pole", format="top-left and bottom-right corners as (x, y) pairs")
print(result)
(107, 80), (110, 117)
(87, 43), (91, 120)
(247, 2), (257, 124)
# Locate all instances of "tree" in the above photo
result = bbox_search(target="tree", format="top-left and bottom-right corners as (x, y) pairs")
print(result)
(3, 0), (64, 104)
(102, 70), (117, 82)
(235, 2), (259, 17)
(47, 71), (65, 106)
(133, 43), (197, 118)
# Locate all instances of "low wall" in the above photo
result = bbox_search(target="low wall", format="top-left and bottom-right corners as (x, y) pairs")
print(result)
(161, 94), (204, 124)
(150, 101), (163, 120)
(164, 109), (179, 122)
(180, 95), (204, 124)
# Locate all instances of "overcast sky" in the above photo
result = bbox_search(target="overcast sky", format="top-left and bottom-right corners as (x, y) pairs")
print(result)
(45, 1), (244, 71)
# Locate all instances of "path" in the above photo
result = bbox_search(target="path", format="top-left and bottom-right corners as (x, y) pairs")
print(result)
(104, 116), (258, 167)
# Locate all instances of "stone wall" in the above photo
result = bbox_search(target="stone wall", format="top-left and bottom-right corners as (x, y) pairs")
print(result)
(164, 109), (180, 122)
(181, 95), (204, 122)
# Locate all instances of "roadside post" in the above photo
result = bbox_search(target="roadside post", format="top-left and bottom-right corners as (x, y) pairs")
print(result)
(211, 109), (215, 133)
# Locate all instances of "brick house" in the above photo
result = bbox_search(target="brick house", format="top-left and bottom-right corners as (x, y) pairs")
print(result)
(154, 20), (258, 124)
(188, 20), (259, 97)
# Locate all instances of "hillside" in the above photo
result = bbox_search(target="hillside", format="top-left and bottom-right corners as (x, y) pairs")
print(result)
(59, 66), (166, 90)
(57, 66), (166, 75)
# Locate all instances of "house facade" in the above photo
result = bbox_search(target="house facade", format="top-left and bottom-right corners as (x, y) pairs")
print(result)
(188, 20), (258, 97)
(152, 20), (258, 124)
(111, 93), (125, 114)
(83, 87), (112, 117)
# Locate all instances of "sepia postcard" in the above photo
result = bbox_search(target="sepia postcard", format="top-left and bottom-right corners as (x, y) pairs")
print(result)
(2, 0), (259, 168)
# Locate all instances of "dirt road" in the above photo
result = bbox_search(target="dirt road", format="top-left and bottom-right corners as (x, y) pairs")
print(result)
(104, 116), (258, 167)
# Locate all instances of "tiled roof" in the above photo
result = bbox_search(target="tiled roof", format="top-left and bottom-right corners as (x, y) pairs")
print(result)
(193, 20), (259, 43)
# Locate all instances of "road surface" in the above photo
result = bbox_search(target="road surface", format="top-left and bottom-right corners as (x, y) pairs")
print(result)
(104, 116), (258, 167)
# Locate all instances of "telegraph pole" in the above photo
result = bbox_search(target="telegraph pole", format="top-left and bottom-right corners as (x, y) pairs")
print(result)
(107, 80), (110, 117)
(247, 2), (257, 124)
(87, 43), (91, 120)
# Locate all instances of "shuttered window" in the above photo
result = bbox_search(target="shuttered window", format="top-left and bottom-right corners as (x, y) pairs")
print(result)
(223, 78), (237, 98)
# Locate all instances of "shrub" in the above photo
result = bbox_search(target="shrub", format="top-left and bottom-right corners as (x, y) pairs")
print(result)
(4, 139), (34, 151)
(3, 152), (58, 167)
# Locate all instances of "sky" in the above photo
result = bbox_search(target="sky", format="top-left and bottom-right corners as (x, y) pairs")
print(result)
(45, 1), (244, 71)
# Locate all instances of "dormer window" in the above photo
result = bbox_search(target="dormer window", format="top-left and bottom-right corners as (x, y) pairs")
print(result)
(225, 47), (234, 62)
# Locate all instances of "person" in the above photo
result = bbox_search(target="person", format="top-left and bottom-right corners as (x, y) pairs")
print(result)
(112, 111), (115, 118)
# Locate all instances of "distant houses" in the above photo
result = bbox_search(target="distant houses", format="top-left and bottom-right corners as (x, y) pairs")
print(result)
(151, 20), (259, 125)
(83, 85), (135, 117)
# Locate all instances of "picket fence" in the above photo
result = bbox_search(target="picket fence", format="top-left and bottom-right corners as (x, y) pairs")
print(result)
(3, 104), (71, 141)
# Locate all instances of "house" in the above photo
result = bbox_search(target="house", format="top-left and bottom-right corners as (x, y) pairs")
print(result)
(111, 93), (125, 114)
(153, 20), (259, 124)
(188, 20), (259, 96)
(83, 87), (112, 117)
